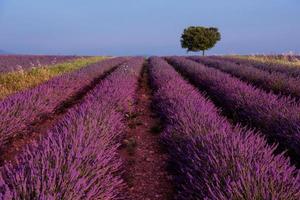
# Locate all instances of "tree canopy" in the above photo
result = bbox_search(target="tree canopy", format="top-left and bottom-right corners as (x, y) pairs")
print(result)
(181, 26), (221, 56)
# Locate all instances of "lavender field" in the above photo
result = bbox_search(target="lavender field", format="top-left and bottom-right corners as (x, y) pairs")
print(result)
(0, 55), (300, 200)
(0, 55), (81, 73)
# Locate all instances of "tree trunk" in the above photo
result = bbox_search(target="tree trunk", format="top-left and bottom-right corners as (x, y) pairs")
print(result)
(202, 50), (205, 56)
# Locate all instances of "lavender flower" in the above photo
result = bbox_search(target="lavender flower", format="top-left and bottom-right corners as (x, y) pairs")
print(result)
(0, 57), (144, 199)
(189, 56), (300, 101)
(0, 58), (126, 148)
(168, 56), (300, 165)
(149, 57), (300, 200)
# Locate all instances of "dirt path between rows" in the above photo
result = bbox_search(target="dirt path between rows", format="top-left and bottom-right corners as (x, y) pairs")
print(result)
(0, 64), (120, 166)
(121, 64), (173, 200)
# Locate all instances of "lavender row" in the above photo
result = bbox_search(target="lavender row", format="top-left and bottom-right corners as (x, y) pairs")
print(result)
(149, 57), (300, 199)
(189, 56), (300, 101)
(0, 57), (144, 199)
(221, 56), (300, 78)
(0, 58), (126, 148)
(0, 55), (80, 73)
(167, 57), (300, 165)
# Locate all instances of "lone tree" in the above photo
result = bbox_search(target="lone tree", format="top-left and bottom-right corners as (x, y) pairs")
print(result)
(181, 26), (221, 56)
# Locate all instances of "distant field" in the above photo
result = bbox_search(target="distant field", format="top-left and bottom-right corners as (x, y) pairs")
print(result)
(0, 56), (106, 99)
(0, 55), (83, 73)
(230, 54), (300, 69)
(0, 55), (300, 199)
(241, 54), (300, 62)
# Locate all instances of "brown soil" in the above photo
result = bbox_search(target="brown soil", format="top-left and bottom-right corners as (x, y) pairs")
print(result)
(121, 64), (173, 200)
(0, 64), (120, 166)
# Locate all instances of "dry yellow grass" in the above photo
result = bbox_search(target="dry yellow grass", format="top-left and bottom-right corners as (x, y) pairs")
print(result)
(0, 56), (106, 99)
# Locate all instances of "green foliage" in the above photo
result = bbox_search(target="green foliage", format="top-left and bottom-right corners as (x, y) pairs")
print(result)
(181, 26), (221, 55)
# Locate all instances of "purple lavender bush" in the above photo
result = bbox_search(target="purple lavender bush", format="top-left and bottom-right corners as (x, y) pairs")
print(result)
(0, 57), (144, 199)
(189, 56), (300, 100)
(149, 57), (300, 200)
(167, 56), (300, 165)
(0, 58), (126, 149)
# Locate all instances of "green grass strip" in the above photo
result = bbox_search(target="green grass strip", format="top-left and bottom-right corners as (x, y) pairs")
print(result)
(0, 56), (106, 99)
